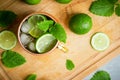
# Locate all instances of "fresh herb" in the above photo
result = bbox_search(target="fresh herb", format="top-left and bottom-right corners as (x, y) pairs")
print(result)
(108, 0), (118, 4)
(1, 50), (26, 68)
(89, 0), (120, 17)
(115, 4), (120, 16)
(50, 23), (67, 43)
(66, 59), (75, 70)
(25, 74), (37, 80)
(90, 70), (111, 80)
(37, 20), (54, 32)
(0, 10), (17, 27)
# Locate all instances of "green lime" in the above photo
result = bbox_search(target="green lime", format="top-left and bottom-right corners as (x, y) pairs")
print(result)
(29, 27), (44, 38)
(91, 32), (110, 51)
(55, 0), (72, 4)
(36, 34), (57, 53)
(28, 14), (47, 28)
(24, 0), (41, 5)
(0, 30), (17, 50)
(69, 13), (92, 35)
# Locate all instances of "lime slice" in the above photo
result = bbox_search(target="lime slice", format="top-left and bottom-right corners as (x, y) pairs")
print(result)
(91, 32), (110, 51)
(0, 30), (17, 50)
(28, 14), (47, 28)
(36, 34), (57, 53)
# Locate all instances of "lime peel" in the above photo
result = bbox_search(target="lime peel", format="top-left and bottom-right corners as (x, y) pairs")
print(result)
(69, 13), (92, 35)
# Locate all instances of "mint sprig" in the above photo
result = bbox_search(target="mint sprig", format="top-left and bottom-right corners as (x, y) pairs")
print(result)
(37, 20), (54, 32)
(25, 74), (37, 80)
(1, 50), (26, 68)
(115, 4), (120, 16)
(108, 0), (118, 4)
(89, 0), (120, 17)
(90, 70), (111, 80)
(66, 59), (75, 70)
(0, 10), (17, 27)
(50, 23), (67, 43)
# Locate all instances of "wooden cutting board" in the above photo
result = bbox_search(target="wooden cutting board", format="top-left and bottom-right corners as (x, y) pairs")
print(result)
(0, 0), (120, 80)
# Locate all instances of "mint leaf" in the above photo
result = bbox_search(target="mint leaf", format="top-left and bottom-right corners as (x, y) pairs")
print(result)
(1, 50), (26, 68)
(37, 20), (54, 32)
(89, 0), (114, 16)
(0, 10), (17, 27)
(66, 59), (75, 70)
(90, 70), (111, 80)
(50, 23), (67, 43)
(115, 4), (120, 16)
(107, 0), (118, 4)
(25, 74), (37, 80)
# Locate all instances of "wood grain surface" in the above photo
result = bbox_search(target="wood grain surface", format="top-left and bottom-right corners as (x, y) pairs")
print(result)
(0, 0), (120, 80)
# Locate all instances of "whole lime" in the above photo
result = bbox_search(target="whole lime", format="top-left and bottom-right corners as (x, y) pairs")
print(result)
(55, 0), (72, 4)
(24, 0), (41, 5)
(69, 13), (92, 35)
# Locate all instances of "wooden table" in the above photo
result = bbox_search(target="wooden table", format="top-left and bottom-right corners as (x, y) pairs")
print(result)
(0, 0), (120, 80)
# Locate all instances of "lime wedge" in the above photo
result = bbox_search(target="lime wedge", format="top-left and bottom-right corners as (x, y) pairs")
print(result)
(91, 32), (110, 51)
(36, 34), (57, 53)
(0, 30), (17, 50)
(28, 14), (47, 28)
(28, 14), (47, 38)
(29, 27), (44, 38)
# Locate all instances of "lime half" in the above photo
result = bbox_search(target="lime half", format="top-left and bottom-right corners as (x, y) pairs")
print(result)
(91, 32), (110, 51)
(0, 30), (17, 50)
(36, 34), (57, 53)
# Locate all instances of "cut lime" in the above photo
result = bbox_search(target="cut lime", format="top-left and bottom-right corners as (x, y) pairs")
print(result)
(29, 27), (44, 38)
(28, 14), (47, 28)
(36, 34), (57, 53)
(69, 13), (92, 35)
(91, 32), (110, 51)
(0, 30), (17, 50)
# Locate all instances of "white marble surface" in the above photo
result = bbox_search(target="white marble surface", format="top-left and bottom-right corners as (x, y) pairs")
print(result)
(84, 54), (120, 80)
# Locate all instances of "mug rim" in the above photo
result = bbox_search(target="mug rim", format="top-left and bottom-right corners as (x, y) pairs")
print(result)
(18, 12), (59, 55)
